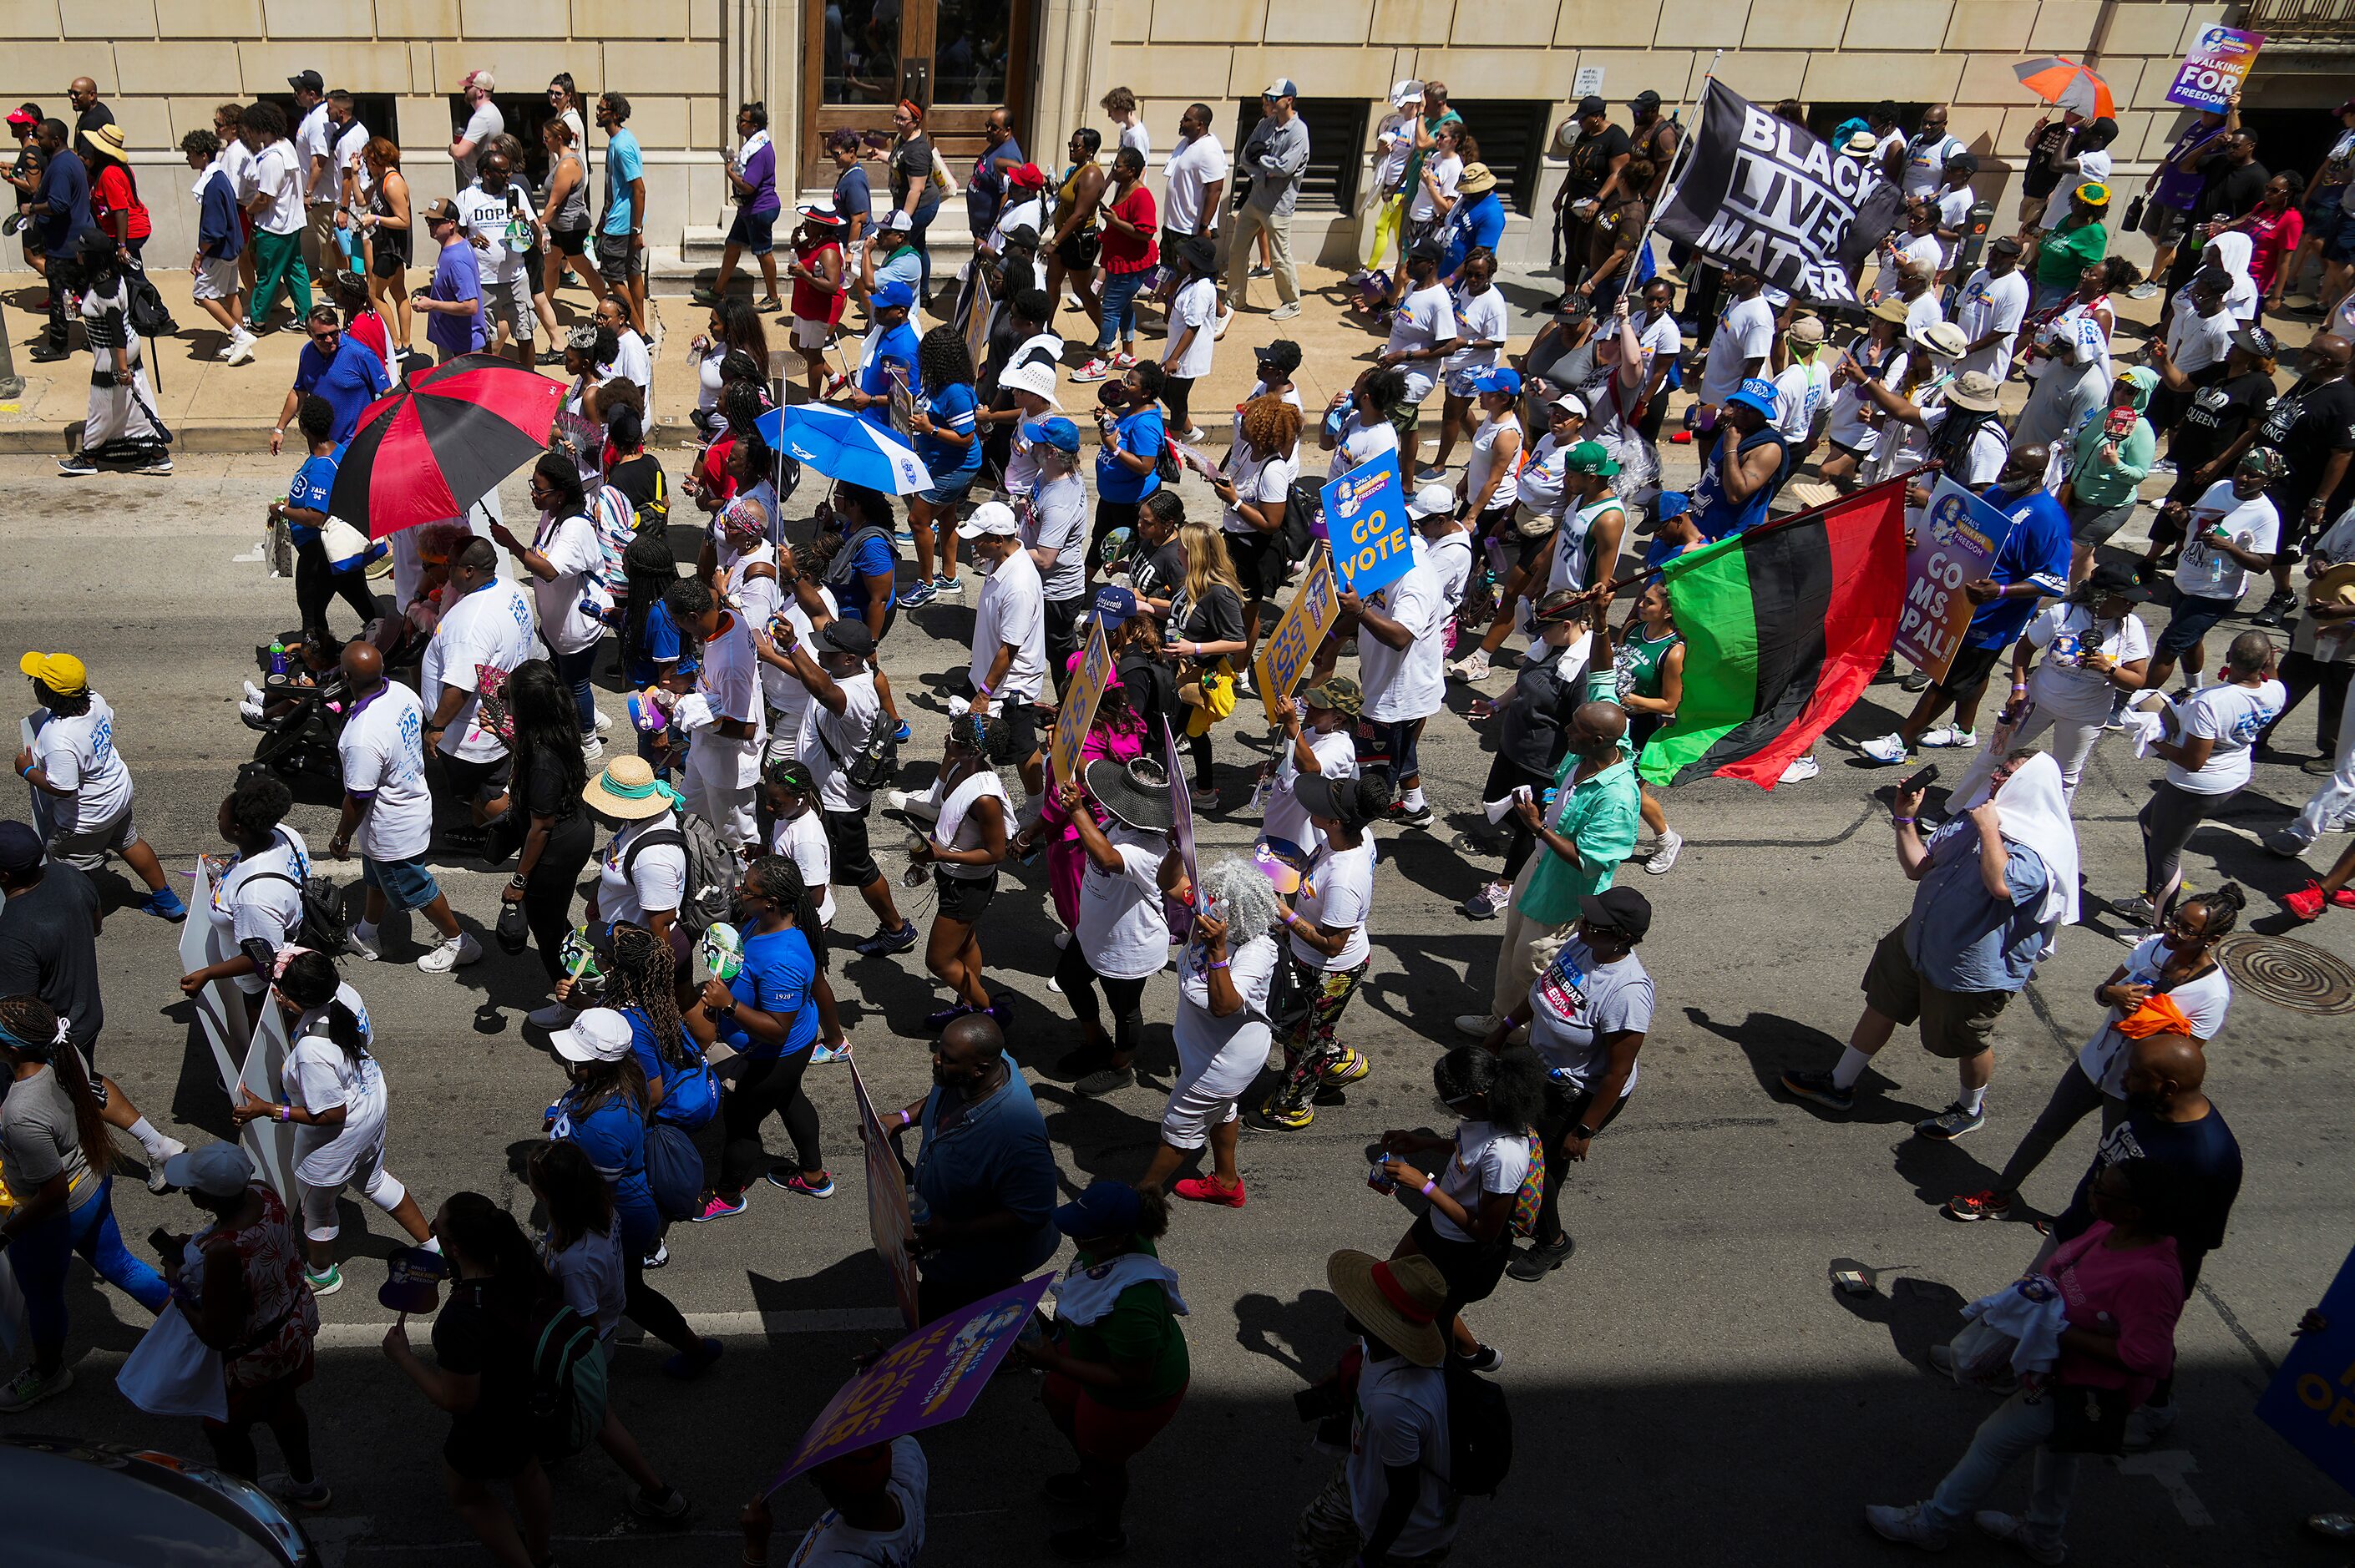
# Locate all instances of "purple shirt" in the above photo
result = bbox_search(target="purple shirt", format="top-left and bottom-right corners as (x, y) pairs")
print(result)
(2154, 124), (2225, 212)
(425, 238), (489, 357)
(742, 140), (779, 216)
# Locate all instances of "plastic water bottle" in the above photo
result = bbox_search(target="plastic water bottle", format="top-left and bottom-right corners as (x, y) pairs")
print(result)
(268, 636), (287, 677)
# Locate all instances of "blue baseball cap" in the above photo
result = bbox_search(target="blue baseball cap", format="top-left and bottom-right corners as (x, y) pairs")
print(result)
(871, 279), (916, 311)
(1024, 417), (1081, 454)
(1726, 377), (1779, 419)
(1054, 1180), (1143, 1239)
(1470, 367), (1522, 396)
(1091, 584), (1138, 625)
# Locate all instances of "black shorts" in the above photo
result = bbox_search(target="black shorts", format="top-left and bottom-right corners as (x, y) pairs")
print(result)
(1405, 1210), (1512, 1318)
(1930, 640), (2006, 701)
(436, 749), (513, 807)
(934, 867), (999, 923)
(823, 806), (881, 887)
(550, 225), (590, 258)
(523, 245), (547, 296)
(368, 238), (410, 279)
(1225, 528), (1288, 603)
(999, 699), (1041, 762)
(1056, 230), (1101, 271)
(1092, 497), (1142, 563)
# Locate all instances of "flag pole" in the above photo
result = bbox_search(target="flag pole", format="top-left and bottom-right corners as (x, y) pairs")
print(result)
(1630, 48), (1721, 291)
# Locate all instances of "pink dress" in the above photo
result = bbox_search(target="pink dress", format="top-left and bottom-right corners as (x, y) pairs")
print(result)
(1039, 661), (1145, 929)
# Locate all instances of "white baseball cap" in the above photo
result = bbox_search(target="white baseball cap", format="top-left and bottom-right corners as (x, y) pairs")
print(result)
(1407, 481), (1456, 521)
(552, 1007), (635, 1065)
(957, 500), (1021, 539)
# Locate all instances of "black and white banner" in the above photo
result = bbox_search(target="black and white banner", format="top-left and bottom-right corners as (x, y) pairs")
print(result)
(1654, 79), (1902, 305)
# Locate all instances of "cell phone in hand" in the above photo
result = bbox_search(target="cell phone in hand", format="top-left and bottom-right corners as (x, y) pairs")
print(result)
(1899, 763), (1941, 794)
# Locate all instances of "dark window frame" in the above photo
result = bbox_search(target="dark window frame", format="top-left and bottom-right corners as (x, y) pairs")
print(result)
(1229, 99), (1367, 214)
(1443, 99), (1554, 216)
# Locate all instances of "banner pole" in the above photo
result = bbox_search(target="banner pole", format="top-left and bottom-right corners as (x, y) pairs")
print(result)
(1631, 48), (1722, 288)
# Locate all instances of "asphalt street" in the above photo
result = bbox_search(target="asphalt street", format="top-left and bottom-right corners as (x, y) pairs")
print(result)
(3, 452), (2352, 1566)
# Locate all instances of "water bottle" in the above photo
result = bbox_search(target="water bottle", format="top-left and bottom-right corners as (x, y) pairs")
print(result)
(1367, 1163), (1399, 1196)
(268, 636), (287, 677)
(629, 691), (669, 734)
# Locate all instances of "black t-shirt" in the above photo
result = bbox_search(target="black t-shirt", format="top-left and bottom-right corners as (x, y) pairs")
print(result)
(2019, 121), (2074, 199)
(1117, 650), (1178, 742)
(1566, 124), (1631, 201)
(1131, 539), (1188, 604)
(2060, 1105), (2244, 1254)
(1497, 644), (1582, 774)
(606, 453), (666, 520)
(2169, 369), (2277, 472)
(1172, 582), (1245, 650)
(2193, 151), (2270, 222)
(522, 747), (583, 823)
(433, 1279), (534, 1446)
(2256, 375), (2355, 512)
(74, 103), (114, 157)
(0, 863), (104, 1045)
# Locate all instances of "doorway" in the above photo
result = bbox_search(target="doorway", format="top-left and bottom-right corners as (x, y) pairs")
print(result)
(803, 0), (1034, 188)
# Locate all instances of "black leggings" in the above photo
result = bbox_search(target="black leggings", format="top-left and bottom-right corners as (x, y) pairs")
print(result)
(1055, 940), (1148, 1063)
(719, 1049), (822, 1195)
(1188, 730), (1214, 790)
(294, 536), (382, 648)
(1091, 497), (1142, 564)
(1531, 1075), (1630, 1247)
(1484, 751), (1555, 883)
(1162, 374), (1195, 433)
(623, 1249), (697, 1353)
(524, 814), (596, 984)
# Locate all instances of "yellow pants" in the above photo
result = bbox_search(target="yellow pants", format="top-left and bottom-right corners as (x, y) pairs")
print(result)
(1360, 194), (1405, 272)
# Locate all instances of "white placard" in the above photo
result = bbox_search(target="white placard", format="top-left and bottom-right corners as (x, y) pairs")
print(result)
(1573, 65), (1606, 99)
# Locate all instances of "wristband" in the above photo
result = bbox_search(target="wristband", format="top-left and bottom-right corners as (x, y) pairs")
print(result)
(276, 1105), (291, 1123)
(1208, 959), (1230, 970)
(1892, 816), (1915, 827)
(1572, 1123), (1597, 1141)
(1418, 1179), (1438, 1198)
(895, 1110), (914, 1129)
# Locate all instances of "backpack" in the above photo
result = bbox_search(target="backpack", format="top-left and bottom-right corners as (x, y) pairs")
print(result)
(124, 259), (177, 341)
(1506, 1135), (1547, 1242)
(1156, 438), (1183, 487)
(1440, 1354), (1513, 1497)
(815, 701), (900, 796)
(1279, 477), (1321, 563)
(240, 859), (349, 956)
(644, 1121), (705, 1220)
(621, 818), (735, 936)
(525, 1301), (609, 1460)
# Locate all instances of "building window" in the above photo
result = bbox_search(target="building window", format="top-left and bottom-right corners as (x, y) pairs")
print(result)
(253, 93), (400, 161)
(448, 94), (558, 185)
(1228, 99), (1368, 214)
(1446, 100), (1554, 216)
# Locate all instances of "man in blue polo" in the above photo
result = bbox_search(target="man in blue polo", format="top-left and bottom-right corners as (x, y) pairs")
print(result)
(838, 278), (922, 438)
(271, 301), (388, 455)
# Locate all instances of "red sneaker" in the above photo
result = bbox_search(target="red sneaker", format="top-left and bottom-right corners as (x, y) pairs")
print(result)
(1942, 1189), (2012, 1222)
(1173, 1176), (1246, 1207)
(2284, 881), (2342, 922)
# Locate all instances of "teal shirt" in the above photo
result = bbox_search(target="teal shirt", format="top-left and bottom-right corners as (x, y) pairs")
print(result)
(1516, 662), (1643, 924)
(2066, 412), (2156, 508)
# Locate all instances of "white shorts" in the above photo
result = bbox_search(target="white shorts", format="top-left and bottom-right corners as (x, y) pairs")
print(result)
(193, 257), (241, 303)
(1159, 1026), (1272, 1149)
(792, 316), (833, 350)
(485, 271), (534, 340)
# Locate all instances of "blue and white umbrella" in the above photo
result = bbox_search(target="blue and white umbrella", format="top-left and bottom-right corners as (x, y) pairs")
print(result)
(756, 403), (935, 496)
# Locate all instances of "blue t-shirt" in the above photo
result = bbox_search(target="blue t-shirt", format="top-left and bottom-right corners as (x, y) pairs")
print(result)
(834, 528), (899, 618)
(915, 379), (983, 478)
(1904, 827), (2054, 994)
(548, 1086), (656, 1248)
(286, 448), (342, 549)
(294, 338), (390, 446)
(630, 597), (698, 687)
(858, 321), (922, 436)
(602, 128), (644, 235)
(33, 151), (91, 253)
(1690, 428), (1790, 540)
(1962, 483), (2074, 650)
(624, 1007), (718, 1128)
(1096, 406), (1164, 503)
(425, 240), (489, 357)
(965, 137), (1024, 239)
(718, 925), (818, 1063)
(1443, 190), (1507, 276)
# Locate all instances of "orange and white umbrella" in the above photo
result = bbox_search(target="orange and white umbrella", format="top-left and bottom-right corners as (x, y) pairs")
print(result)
(2014, 57), (2115, 121)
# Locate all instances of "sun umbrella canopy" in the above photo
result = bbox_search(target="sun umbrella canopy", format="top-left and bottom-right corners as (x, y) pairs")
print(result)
(2014, 57), (2115, 122)
(756, 403), (935, 496)
(332, 354), (567, 539)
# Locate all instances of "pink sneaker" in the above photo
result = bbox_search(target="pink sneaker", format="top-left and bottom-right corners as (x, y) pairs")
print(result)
(690, 1191), (747, 1223)
(1071, 357), (1112, 382)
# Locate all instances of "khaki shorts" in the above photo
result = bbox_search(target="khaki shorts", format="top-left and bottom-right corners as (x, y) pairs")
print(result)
(47, 808), (139, 871)
(1861, 922), (2013, 1060)
(484, 271), (533, 341)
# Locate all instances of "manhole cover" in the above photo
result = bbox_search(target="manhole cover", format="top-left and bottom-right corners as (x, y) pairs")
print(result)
(2216, 933), (2355, 1017)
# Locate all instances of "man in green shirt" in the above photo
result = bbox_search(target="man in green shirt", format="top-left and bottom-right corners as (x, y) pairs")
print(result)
(1471, 653), (1643, 1029)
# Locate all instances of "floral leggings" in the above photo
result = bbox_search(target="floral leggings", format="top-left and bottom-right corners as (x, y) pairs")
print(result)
(1264, 949), (1370, 1114)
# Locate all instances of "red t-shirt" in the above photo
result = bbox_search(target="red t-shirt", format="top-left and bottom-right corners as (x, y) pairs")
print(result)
(699, 434), (740, 505)
(2046, 1222), (2185, 1405)
(90, 164), (151, 243)
(2237, 206), (2305, 296)
(347, 308), (393, 370)
(1102, 185), (1159, 275)
(791, 237), (845, 326)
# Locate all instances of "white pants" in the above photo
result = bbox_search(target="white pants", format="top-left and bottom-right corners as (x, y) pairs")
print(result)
(1160, 1024), (1272, 1148)
(83, 366), (163, 450)
(683, 731), (759, 848)
(299, 1137), (406, 1244)
(2287, 680), (2355, 847)
(1988, 703), (2107, 804)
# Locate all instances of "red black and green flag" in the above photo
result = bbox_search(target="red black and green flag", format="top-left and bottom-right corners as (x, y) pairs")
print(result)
(1638, 478), (1908, 789)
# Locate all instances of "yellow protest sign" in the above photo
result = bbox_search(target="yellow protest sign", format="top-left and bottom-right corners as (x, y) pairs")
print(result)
(1253, 546), (1339, 723)
(1050, 622), (1114, 783)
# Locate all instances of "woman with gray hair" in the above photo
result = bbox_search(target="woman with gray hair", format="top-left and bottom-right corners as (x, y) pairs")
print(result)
(1137, 854), (1284, 1207)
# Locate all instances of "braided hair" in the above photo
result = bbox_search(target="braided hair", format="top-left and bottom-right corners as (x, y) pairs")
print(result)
(0, 994), (112, 1180)
(605, 923), (691, 1073)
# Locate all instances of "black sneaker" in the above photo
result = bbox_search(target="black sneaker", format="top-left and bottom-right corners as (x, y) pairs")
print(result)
(1456, 1343), (1506, 1373)
(1390, 801), (1436, 828)
(1779, 1067), (1855, 1112)
(1507, 1236), (1573, 1281)
(2251, 589), (2297, 628)
(1900, 670), (1933, 692)
(1055, 1042), (1115, 1079)
(1243, 1103), (1313, 1133)
(855, 920), (920, 957)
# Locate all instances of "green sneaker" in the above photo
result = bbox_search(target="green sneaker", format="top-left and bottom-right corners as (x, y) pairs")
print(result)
(303, 1263), (344, 1297)
(0, 1363), (73, 1413)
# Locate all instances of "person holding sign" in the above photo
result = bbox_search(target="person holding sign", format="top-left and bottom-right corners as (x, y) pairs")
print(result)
(1051, 759), (1175, 1097)
(1141, 855), (1284, 1206)
(1344, 534), (1447, 830)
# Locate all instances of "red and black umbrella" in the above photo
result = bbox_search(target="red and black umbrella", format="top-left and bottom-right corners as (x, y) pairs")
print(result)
(331, 353), (567, 539)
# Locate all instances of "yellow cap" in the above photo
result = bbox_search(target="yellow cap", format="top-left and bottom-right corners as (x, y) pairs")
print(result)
(18, 651), (88, 693)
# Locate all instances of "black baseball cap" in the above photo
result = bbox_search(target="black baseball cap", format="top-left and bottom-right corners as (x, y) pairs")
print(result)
(1631, 90), (1662, 110)
(819, 620), (875, 657)
(1579, 886), (1654, 942)
(1578, 95), (1608, 119)
(1255, 338), (1302, 378)
(1988, 235), (2023, 255)
(2231, 325), (2277, 358)
(288, 69), (324, 94)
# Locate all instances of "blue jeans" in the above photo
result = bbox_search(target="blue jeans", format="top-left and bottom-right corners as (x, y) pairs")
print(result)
(1917, 1387), (2079, 1545)
(13, 1178), (170, 1356)
(909, 195), (940, 300)
(553, 642), (600, 740)
(1098, 270), (1147, 352)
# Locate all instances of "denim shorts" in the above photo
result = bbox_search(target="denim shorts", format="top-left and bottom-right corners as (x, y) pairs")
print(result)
(2157, 589), (2240, 657)
(726, 206), (778, 256)
(919, 473), (976, 510)
(362, 853), (442, 913)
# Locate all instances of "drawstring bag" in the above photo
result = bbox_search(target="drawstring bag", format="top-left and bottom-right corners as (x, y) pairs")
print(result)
(118, 1301), (228, 1422)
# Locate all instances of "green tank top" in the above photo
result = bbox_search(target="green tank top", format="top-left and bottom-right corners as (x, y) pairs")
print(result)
(1614, 625), (1680, 706)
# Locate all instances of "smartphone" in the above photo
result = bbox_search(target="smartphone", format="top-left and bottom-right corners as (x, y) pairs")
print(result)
(1899, 763), (1941, 794)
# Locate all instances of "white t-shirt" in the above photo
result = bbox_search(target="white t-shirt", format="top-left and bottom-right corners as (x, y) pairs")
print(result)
(1902, 132), (1966, 196)
(1371, 114), (1415, 194)
(1442, 284), (1509, 384)
(1933, 186), (1975, 271)
(603, 329), (654, 401)
(1904, 287), (1945, 337)
(771, 809), (837, 927)
(529, 509), (606, 656)
(599, 817), (687, 925)
(1118, 121), (1151, 162)
(2166, 679), (2287, 794)
(2071, 148), (2114, 186)
(216, 829), (309, 994)
(1328, 410), (1400, 480)
(455, 100), (503, 181)
(1077, 831), (1172, 980)
(252, 140), (306, 234)
(1516, 432), (1572, 519)
(285, 991), (388, 1189)
(1466, 412), (1521, 512)
(2074, 936), (2231, 1098)
(296, 104), (334, 203)
(1826, 348), (1907, 454)
(971, 549), (1047, 706)
(1223, 444), (1295, 538)
(1431, 1120), (1530, 1244)
(1359, 559), (1447, 722)
(547, 1216), (626, 1339)
(338, 683), (435, 860)
(1953, 268), (2029, 382)
(454, 180), (532, 285)
(2023, 604), (2152, 726)
(786, 1436), (928, 1566)
(1700, 294), (1775, 403)
(2164, 304), (2236, 382)
(1025, 472), (1089, 604)
(28, 694), (134, 833)
(1770, 361), (1829, 446)
(421, 577), (537, 762)
(1162, 133), (1227, 235)
(1416, 529), (1474, 616)
(331, 120), (370, 203)
(2174, 484), (2279, 603)
(762, 580), (839, 724)
(803, 671), (882, 811)
(1877, 232), (1941, 298)
(1386, 283), (1458, 406)
(1294, 837), (1375, 970)
(1167, 276), (1219, 381)
(696, 610), (767, 738)
(1409, 151), (1461, 224)
(1172, 931), (1279, 1070)
(1347, 1355), (1454, 1557)
(1264, 727), (1360, 854)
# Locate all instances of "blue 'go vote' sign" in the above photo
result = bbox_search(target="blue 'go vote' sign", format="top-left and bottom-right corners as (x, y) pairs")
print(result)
(1322, 452), (1412, 596)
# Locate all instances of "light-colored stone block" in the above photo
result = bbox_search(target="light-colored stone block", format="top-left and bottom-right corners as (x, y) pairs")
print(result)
(241, 42), (413, 94)
(573, 0), (691, 36)
(115, 43), (243, 97)
(1451, 0), (1555, 48)
(0, 43), (116, 93)
(1102, 0), (1149, 44)
(1152, 0), (1266, 45)
(108, 98), (173, 152)
(689, 0), (721, 37)
(262, 0), (372, 36)
(620, 94), (690, 149)
(2026, 0), (2103, 53)
(687, 94), (720, 149)
(2094, 2), (2193, 58)
(1943, 105), (2004, 154)
(376, 0), (462, 33)
(1800, 49), (1962, 105)
(1107, 46), (1232, 104)
(60, 0), (152, 38)
(1653, 0), (1749, 50)
(1421, 48), (1583, 101)
(1557, 49), (1689, 108)
(158, 0), (265, 35)
(0, 2), (58, 38)
(458, 0), (569, 37)
(1265, 0), (1370, 43)
(1374, 0), (1456, 46)
(601, 40), (726, 97)
(1698, 51), (1807, 104)
(407, 42), (436, 94)
(1955, 52), (2043, 108)
(1227, 46), (1395, 99)
(394, 94), (449, 152)
(1945, 0), (2035, 52)
(1553, 0), (1662, 48)
(1743, 0), (1851, 51)
(1842, 0), (1951, 52)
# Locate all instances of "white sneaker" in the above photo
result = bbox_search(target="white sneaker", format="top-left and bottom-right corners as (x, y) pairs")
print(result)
(145, 1135), (188, 1193)
(1778, 754), (1821, 784)
(418, 932), (483, 974)
(1920, 726), (1977, 749)
(1643, 828), (1683, 874)
(1859, 733), (1910, 766)
(346, 921), (383, 961)
(527, 1003), (579, 1029)
(1864, 1503), (1953, 1550)
(580, 735), (605, 766)
(225, 331), (256, 367)
(1453, 1012), (1500, 1039)
(1448, 650), (1492, 682)
(594, 709), (614, 736)
(1213, 306), (1234, 341)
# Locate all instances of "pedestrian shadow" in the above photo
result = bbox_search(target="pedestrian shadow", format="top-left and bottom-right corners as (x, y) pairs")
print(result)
(1034, 1085), (1167, 1191)
(1681, 1005), (1942, 1128)
(1829, 1266), (1971, 1372)
(1890, 1130), (2002, 1211)
(1233, 1286), (1350, 1382)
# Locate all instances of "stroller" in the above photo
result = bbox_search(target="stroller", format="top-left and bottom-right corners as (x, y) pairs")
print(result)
(240, 630), (352, 785)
